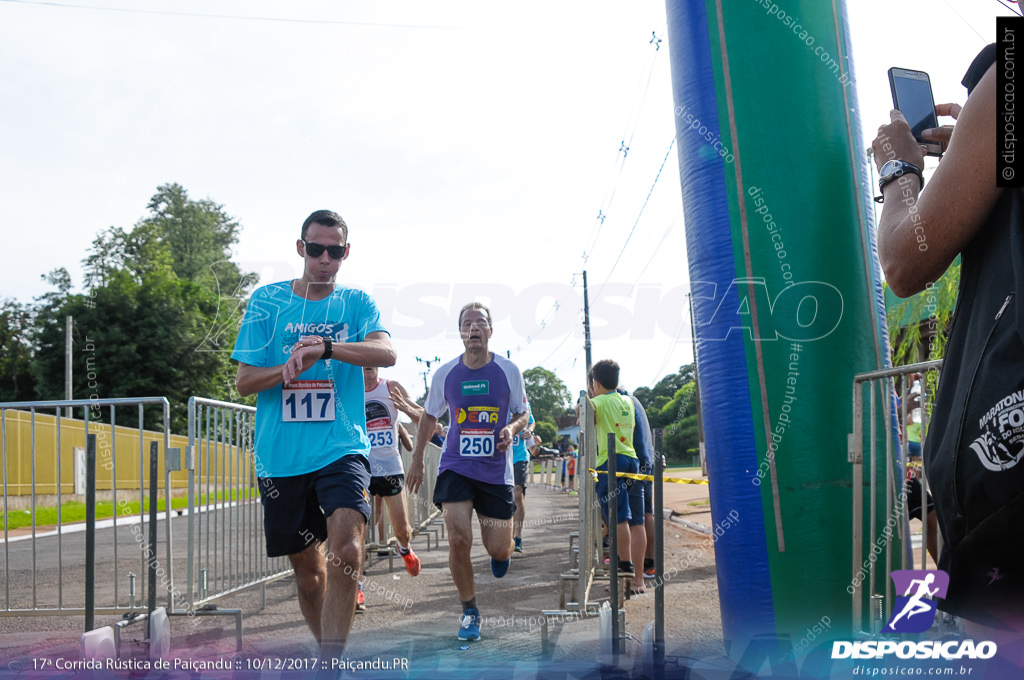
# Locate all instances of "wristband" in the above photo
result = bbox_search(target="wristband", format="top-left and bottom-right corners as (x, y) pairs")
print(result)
(321, 337), (332, 361)
(874, 159), (924, 204)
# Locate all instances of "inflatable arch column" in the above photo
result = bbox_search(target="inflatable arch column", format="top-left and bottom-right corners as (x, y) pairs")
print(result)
(665, 0), (899, 652)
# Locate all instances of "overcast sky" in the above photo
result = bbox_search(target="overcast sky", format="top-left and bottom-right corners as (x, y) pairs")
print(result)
(0, 0), (1011, 403)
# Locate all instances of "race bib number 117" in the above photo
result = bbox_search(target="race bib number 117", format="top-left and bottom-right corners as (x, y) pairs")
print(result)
(282, 380), (335, 422)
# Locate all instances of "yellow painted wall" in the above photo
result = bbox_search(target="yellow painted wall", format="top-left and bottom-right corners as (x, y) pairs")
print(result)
(1, 410), (250, 495)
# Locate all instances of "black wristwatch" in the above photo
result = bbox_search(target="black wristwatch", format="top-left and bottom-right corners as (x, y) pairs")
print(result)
(875, 160), (924, 203)
(320, 337), (333, 361)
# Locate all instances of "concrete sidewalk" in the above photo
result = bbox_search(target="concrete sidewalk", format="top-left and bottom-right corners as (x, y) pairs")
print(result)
(0, 483), (727, 678)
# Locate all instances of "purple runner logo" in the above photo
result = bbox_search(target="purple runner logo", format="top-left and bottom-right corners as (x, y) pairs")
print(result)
(884, 569), (949, 633)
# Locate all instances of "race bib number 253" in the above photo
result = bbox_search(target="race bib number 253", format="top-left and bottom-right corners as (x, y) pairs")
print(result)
(282, 380), (335, 422)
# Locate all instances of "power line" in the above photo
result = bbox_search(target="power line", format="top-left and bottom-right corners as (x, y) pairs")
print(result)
(627, 208), (683, 293)
(581, 28), (665, 265)
(649, 301), (691, 386)
(594, 137), (676, 300)
(0, 0), (463, 29)
(935, 0), (991, 42)
(995, 0), (1023, 17)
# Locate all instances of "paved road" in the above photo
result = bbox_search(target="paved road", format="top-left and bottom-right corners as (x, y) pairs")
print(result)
(1, 498), (299, 633)
(0, 480), (726, 678)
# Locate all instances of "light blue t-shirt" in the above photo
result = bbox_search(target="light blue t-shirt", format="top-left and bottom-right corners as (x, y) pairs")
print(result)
(231, 281), (388, 478)
(511, 407), (535, 464)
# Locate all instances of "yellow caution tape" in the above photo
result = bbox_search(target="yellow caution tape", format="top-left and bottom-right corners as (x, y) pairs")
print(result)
(588, 468), (709, 485)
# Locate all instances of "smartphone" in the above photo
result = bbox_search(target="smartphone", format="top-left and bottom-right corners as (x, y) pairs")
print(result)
(888, 67), (943, 156)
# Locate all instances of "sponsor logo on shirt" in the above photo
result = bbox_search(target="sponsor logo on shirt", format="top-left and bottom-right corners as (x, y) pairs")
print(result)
(970, 388), (1024, 471)
(365, 400), (390, 423)
(280, 321), (351, 355)
(456, 406), (499, 425)
(461, 380), (489, 396)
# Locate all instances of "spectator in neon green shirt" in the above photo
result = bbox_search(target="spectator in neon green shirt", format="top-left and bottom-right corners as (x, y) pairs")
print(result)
(589, 359), (646, 591)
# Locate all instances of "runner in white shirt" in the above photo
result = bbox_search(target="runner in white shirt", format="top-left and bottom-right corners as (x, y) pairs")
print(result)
(359, 368), (421, 609)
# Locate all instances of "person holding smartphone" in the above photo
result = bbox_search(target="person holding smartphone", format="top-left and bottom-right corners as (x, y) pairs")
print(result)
(872, 44), (1024, 638)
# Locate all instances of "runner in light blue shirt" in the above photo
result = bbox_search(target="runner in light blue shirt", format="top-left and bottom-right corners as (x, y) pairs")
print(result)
(232, 209), (395, 661)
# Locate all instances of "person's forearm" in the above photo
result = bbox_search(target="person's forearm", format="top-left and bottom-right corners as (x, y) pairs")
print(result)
(236, 364), (285, 397)
(877, 178), (930, 295)
(398, 423), (413, 451)
(328, 337), (397, 367)
(508, 410), (529, 437)
(412, 413), (438, 461)
(397, 401), (426, 423)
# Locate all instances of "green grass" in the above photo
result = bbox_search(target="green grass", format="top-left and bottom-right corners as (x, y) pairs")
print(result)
(665, 466), (701, 475)
(528, 463), (701, 476)
(0, 489), (258, 531)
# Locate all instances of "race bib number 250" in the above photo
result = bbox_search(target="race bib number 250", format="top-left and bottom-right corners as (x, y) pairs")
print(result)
(282, 380), (335, 422)
(460, 432), (494, 457)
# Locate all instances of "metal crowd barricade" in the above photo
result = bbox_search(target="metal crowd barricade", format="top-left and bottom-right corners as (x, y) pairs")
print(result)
(537, 457), (559, 490)
(558, 397), (602, 611)
(849, 359), (942, 634)
(185, 397), (290, 618)
(0, 398), (173, 620)
(407, 438), (444, 546)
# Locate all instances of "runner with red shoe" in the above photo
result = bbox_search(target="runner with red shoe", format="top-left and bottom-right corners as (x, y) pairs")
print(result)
(356, 367), (422, 610)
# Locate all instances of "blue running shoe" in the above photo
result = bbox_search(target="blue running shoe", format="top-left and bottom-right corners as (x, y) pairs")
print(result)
(458, 608), (481, 641)
(491, 556), (511, 578)
(513, 536), (523, 553)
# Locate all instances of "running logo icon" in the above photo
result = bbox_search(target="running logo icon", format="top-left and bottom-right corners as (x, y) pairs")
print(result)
(884, 570), (949, 633)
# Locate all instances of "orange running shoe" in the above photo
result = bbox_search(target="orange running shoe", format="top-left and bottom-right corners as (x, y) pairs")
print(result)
(401, 548), (421, 577)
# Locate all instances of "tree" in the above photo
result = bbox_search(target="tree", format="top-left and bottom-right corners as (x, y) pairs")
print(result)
(85, 183), (248, 296)
(523, 367), (571, 425)
(32, 185), (254, 431)
(635, 364), (694, 416)
(886, 263), (959, 366)
(632, 364), (700, 463)
(0, 298), (36, 402)
(33, 267), (238, 431)
(533, 419), (557, 446)
(659, 383), (700, 464)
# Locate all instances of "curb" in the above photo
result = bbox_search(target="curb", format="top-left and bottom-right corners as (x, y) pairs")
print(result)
(663, 507), (712, 535)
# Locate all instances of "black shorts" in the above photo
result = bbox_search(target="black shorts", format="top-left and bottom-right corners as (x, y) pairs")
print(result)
(258, 454), (371, 558)
(369, 474), (405, 497)
(904, 477), (934, 520)
(433, 470), (515, 520)
(513, 460), (529, 489)
(641, 478), (653, 515)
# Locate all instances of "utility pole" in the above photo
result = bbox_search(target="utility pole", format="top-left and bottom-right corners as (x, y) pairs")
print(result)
(582, 271), (592, 377)
(65, 316), (73, 418)
(687, 294), (707, 475)
(415, 356), (441, 397)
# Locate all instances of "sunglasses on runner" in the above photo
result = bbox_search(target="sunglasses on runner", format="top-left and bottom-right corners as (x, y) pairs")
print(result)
(302, 241), (348, 259)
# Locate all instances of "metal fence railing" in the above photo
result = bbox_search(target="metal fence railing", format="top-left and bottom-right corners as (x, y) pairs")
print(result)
(185, 397), (290, 612)
(557, 397), (603, 612)
(849, 359), (943, 634)
(531, 455), (578, 492)
(1, 393), (446, 655)
(1, 398), (173, 619)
